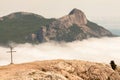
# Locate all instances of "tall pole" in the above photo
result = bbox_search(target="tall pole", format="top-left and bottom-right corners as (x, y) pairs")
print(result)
(10, 47), (13, 64)
(7, 47), (16, 64)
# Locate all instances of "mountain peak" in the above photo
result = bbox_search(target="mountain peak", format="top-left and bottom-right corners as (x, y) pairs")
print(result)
(5, 12), (44, 19)
(69, 8), (83, 15)
(8, 12), (33, 17)
(59, 8), (87, 26)
(0, 9), (113, 44)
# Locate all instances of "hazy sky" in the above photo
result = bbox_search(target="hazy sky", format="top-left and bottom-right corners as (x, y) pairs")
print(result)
(0, 0), (120, 29)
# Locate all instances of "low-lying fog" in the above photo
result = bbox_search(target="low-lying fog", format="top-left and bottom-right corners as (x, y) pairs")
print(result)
(0, 37), (120, 66)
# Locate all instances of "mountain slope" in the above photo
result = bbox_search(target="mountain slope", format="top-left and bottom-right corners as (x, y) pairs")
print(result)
(0, 12), (56, 44)
(0, 60), (120, 80)
(0, 9), (113, 44)
(36, 8), (113, 42)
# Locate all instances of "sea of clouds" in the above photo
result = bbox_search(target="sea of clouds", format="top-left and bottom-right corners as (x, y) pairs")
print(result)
(0, 37), (120, 66)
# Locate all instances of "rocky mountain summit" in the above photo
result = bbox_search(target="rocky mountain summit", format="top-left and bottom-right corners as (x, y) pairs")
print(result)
(0, 8), (114, 44)
(0, 60), (120, 80)
(36, 8), (113, 42)
(60, 8), (87, 26)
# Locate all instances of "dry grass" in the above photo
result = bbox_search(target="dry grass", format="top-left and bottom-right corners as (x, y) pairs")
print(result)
(0, 59), (120, 80)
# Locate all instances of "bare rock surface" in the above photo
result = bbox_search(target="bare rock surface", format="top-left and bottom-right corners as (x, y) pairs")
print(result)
(36, 8), (113, 42)
(0, 60), (120, 80)
(59, 8), (87, 27)
(0, 8), (114, 44)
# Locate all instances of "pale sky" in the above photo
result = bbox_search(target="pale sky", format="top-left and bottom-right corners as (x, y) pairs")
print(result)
(0, 0), (120, 29)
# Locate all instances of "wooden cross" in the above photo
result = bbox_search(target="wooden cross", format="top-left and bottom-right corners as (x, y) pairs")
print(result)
(7, 47), (16, 64)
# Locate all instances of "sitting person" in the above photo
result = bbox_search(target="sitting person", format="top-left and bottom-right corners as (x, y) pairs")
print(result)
(110, 60), (117, 70)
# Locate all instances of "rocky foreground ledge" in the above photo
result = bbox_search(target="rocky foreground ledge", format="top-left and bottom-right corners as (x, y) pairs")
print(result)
(0, 60), (120, 80)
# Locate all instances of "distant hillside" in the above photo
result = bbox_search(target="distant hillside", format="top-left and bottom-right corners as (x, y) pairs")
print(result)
(0, 12), (56, 44)
(0, 9), (114, 44)
(110, 29), (120, 35)
(0, 60), (120, 80)
(36, 8), (113, 42)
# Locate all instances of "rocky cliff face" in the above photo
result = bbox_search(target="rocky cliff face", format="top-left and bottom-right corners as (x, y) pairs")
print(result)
(36, 8), (113, 42)
(59, 8), (87, 27)
(0, 8), (114, 44)
(0, 60), (120, 80)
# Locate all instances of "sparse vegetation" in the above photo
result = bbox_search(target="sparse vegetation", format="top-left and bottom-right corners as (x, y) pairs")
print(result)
(0, 12), (55, 44)
(0, 9), (113, 44)
(56, 24), (84, 42)
(0, 60), (120, 80)
(86, 20), (102, 31)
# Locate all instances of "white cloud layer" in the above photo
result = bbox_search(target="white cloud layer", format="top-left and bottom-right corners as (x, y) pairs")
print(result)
(0, 37), (120, 66)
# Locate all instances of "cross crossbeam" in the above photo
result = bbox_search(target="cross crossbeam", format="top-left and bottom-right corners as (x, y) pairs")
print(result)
(7, 47), (16, 64)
